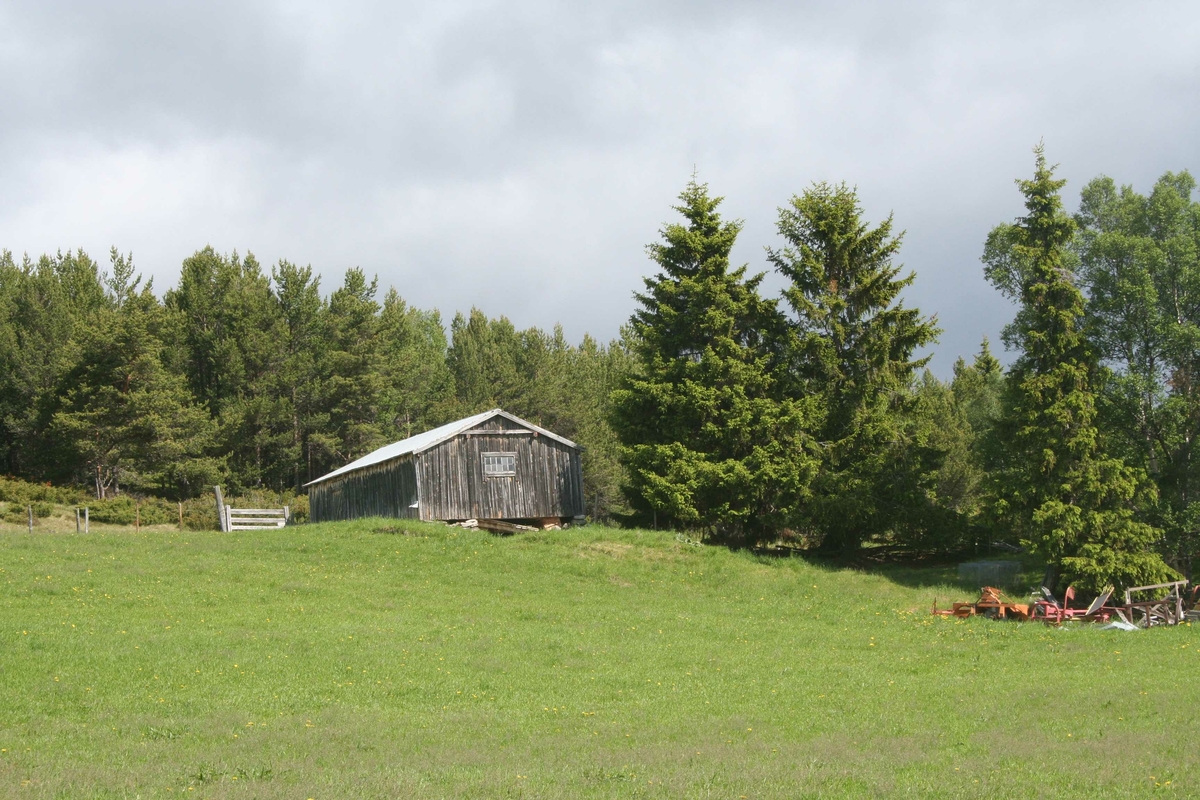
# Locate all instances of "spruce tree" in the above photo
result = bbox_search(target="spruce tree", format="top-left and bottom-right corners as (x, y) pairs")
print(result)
(985, 146), (1173, 591)
(611, 178), (817, 543)
(769, 182), (940, 556)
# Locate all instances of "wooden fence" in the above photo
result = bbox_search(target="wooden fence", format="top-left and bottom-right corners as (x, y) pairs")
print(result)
(213, 486), (291, 532)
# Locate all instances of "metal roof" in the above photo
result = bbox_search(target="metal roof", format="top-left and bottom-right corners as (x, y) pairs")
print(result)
(304, 408), (579, 487)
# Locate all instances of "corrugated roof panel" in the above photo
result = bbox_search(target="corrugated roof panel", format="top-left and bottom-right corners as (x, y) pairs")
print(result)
(304, 408), (497, 487)
(303, 408), (580, 487)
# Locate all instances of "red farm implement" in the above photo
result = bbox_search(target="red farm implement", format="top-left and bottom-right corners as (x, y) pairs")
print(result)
(1030, 586), (1114, 624)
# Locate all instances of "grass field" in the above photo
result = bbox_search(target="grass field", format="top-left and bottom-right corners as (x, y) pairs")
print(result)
(1, 517), (1197, 798)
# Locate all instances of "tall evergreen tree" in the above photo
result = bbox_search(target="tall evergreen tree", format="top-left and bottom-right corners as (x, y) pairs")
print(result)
(378, 290), (455, 439)
(984, 146), (1173, 591)
(769, 182), (940, 556)
(914, 339), (1008, 551)
(559, 333), (633, 521)
(314, 268), (386, 472)
(164, 247), (288, 490)
(447, 308), (530, 415)
(0, 251), (101, 478)
(0, 251), (24, 474)
(49, 269), (218, 499)
(611, 178), (817, 542)
(271, 260), (328, 489)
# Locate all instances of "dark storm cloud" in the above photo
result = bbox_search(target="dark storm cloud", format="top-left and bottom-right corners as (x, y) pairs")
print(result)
(2, 1), (1198, 373)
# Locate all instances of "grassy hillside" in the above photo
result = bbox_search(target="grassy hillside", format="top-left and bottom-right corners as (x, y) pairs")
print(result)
(1, 520), (1196, 798)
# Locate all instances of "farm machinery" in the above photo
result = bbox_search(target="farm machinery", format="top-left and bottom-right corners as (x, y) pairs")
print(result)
(933, 580), (1198, 627)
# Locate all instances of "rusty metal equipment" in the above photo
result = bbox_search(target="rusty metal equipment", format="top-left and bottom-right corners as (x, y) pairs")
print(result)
(935, 580), (1194, 627)
(932, 586), (1031, 620)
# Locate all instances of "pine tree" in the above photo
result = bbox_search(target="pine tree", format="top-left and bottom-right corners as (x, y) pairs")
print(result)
(317, 268), (386, 471)
(769, 182), (940, 556)
(447, 309), (530, 415)
(271, 260), (328, 489)
(0, 251), (99, 479)
(378, 289), (455, 440)
(0, 251), (24, 474)
(986, 145), (1173, 591)
(49, 275), (218, 499)
(561, 333), (633, 522)
(611, 178), (817, 543)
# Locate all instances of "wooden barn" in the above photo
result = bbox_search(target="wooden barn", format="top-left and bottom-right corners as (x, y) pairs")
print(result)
(306, 409), (585, 525)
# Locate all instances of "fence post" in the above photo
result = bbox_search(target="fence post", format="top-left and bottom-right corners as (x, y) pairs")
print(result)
(214, 486), (227, 532)
(84, 507), (89, 534)
(178, 502), (183, 530)
(27, 505), (33, 534)
(76, 508), (81, 533)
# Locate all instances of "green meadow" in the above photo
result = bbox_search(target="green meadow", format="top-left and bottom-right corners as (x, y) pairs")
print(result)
(1, 518), (1197, 798)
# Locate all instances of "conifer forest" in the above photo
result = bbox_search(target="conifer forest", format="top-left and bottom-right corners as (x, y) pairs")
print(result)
(3, 148), (1198, 592)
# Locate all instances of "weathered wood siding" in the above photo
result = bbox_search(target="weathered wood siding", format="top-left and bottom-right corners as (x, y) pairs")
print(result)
(309, 456), (419, 523)
(416, 428), (584, 521)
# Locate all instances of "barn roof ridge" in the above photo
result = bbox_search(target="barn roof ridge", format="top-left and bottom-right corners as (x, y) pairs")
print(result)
(304, 408), (578, 487)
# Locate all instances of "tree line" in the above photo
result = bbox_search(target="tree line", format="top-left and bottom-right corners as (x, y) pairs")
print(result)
(1, 146), (1197, 591)
(0, 247), (631, 517)
(611, 148), (1198, 592)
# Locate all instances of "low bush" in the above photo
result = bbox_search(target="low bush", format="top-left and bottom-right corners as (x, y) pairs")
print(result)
(288, 493), (309, 524)
(0, 477), (88, 505)
(181, 498), (219, 531)
(87, 497), (177, 526)
(0, 500), (54, 525)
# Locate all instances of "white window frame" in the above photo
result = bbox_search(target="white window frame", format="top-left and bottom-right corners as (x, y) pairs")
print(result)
(482, 451), (517, 477)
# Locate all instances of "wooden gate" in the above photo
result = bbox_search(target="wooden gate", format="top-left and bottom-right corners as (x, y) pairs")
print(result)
(224, 506), (290, 531)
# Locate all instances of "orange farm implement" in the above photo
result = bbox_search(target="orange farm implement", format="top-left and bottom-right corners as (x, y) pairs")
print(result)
(932, 586), (1031, 621)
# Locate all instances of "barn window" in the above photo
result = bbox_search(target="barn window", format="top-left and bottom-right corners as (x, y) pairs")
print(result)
(482, 452), (517, 477)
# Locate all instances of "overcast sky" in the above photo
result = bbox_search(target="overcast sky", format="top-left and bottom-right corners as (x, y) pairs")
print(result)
(1, 2), (1197, 374)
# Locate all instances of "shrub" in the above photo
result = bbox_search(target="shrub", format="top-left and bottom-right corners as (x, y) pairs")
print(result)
(1, 501), (54, 525)
(288, 494), (309, 524)
(88, 497), (176, 526)
(182, 498), (219, 531)
(0, 477), (88, 505)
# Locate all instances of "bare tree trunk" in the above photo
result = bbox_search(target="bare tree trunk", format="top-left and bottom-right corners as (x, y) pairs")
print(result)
(1041, 563), (1060, 595)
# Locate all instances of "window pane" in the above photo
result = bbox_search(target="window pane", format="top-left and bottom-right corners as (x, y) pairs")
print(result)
(482, 452), (516, 476)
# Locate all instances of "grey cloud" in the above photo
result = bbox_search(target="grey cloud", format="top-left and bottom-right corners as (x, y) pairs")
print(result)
(1, 1), (1198, 374)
